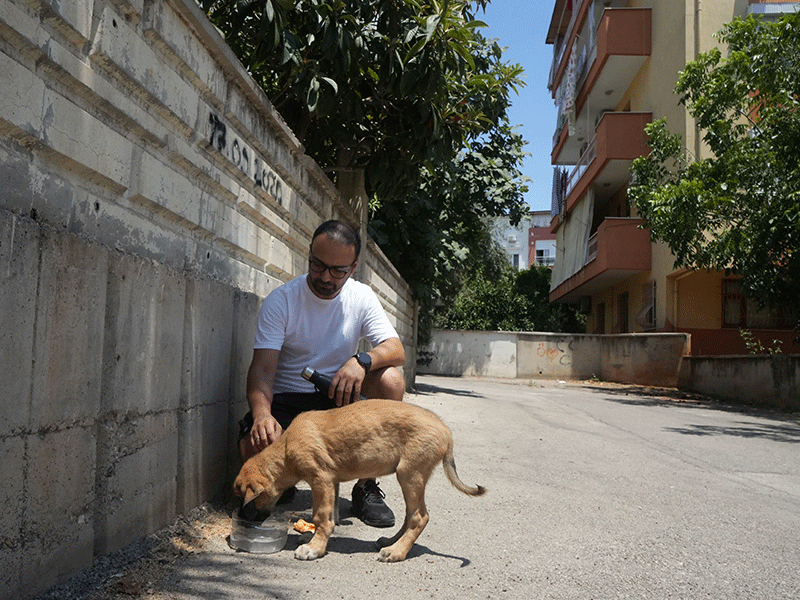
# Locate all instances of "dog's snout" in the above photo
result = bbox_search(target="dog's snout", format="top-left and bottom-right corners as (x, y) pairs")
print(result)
(240, 500), (270, 522)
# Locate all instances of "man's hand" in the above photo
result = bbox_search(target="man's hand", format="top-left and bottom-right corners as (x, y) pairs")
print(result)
(330, 356), (367, 406)
(249, 412), (283, 451)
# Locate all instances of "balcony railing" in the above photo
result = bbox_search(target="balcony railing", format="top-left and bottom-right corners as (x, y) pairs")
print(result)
(552, 112), (652, 220)
(552, 40), (598, 151)
(586, 231), (598, 263)
(565, 135), (597, 198)
(536, 256), (557, 267)
(549, 0), (589, 91)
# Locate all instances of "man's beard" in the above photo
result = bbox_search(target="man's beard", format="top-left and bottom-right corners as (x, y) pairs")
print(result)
(310, 277), (340, 298)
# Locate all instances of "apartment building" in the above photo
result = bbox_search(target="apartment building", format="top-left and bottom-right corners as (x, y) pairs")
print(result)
(493, 211), (557, 271)
(545, 0), (799, 354)
(529, 211), (558, 268)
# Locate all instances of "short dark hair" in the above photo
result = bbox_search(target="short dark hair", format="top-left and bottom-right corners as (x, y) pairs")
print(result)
(311, 220), (361, 258)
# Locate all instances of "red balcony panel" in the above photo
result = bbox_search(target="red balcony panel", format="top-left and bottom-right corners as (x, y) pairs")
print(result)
(600, 8), (652, 56)
(577, 8), (652, 115)
(564, 112), (652, 216)
(550, 218), (651, 303)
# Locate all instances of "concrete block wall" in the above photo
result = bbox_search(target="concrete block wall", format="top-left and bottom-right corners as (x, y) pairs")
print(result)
(420, 330), (798, 409)
(0, 0), (415, 598)
(419, 330), (690, 388)
(679, 355), (800, 411)
(417, 330), (520, 378)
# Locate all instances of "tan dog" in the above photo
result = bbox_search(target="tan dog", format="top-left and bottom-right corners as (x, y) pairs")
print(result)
(233, 399), (486, 562)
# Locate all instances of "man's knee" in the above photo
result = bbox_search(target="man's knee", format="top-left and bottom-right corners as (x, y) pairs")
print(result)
(383, 366), (406, 400)
(364, 366), (405, 400)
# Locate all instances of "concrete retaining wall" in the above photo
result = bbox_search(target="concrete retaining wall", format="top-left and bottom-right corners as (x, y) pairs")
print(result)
(0, 1), (414, 598)
(419, 330), (690, 388)
(679, 355), (800, 411)
(420, 330), (799, 410)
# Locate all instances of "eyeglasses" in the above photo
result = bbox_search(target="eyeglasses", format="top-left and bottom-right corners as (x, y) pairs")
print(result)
(308, 256), (355, 279)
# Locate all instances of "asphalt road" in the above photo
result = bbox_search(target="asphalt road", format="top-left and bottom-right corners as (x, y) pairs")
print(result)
(121, 376), (800, 599)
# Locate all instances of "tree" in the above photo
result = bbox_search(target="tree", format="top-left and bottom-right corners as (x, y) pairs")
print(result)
(203, 0), (530, 340)
(203, 0), (521, 203)
(629, 13), (800, 311)
(370, 120), (529, 342)
(435, 264), (584, 334)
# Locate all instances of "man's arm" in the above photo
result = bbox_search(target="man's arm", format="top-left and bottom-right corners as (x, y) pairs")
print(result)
(330, 337), (405, 405)
(246, 348), (283, 450)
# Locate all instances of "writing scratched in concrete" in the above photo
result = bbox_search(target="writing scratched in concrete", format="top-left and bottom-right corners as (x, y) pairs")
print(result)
(208, 113), (284, 205)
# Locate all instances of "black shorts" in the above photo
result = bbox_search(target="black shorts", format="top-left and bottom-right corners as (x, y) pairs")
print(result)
(238, 391), (335, 443)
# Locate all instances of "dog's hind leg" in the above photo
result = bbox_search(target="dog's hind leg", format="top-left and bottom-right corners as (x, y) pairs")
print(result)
(376, 519), (406, 551)
(377, 469), (431, 562)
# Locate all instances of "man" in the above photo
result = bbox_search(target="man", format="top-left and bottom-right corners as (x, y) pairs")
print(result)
(239, 220), (406, 527)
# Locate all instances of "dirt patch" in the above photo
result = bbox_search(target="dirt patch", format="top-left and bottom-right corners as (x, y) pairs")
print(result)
(35, 500), (238, 600)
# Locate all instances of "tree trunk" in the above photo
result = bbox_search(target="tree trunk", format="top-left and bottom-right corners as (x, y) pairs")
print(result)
(336, 168), (369, 282)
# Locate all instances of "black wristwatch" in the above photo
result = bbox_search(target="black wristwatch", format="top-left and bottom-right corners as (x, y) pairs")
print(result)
(354, 351), (372, 373)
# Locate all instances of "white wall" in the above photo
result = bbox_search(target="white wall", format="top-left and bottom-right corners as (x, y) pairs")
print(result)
(419, 329), (690, 387)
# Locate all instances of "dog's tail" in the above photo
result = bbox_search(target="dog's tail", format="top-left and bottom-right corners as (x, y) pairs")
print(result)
(443, 446), (486, 497)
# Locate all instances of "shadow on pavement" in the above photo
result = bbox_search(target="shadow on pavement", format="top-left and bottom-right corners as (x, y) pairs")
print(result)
(582, 383), (800, 442)
(412, 380), (483, 398)
(663, 421), (800, 443)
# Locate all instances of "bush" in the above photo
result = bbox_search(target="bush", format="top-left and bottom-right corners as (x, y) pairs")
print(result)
(435, 266), (584, 333)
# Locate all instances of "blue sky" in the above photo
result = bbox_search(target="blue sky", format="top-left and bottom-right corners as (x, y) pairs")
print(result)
(480, 0), (558, 213)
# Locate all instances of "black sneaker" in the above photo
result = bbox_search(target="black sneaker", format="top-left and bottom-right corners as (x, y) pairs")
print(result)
(351, 480), (395, 527)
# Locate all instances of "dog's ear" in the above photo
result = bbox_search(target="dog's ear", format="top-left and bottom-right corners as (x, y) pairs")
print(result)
(233, 470), (264, 502)
(243, 484), (265, 505)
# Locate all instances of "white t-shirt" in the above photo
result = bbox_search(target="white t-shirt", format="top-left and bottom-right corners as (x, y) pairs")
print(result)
(254, 274), (399, 394)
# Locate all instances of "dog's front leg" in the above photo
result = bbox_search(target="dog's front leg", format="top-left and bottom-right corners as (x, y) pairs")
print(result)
(294, 480), (336, 561)
(334, 482), (340, 526)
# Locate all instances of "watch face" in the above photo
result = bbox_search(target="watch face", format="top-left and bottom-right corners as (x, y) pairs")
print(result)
(357, 352), (371, 370)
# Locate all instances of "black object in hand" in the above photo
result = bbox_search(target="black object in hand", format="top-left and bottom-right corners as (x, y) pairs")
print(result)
(302, 367), (367, 400)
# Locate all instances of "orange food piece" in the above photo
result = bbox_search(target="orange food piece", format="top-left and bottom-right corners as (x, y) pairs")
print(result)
(293, 519), (315, 533)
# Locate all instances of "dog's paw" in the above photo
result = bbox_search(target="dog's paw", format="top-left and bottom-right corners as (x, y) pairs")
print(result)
(294, 544), (323, 561)
(377, 546), (407, 563)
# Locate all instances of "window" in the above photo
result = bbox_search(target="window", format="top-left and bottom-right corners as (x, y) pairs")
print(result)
(535, 248), (555, 266)
(722, 279), (796, 329)
(512, 254), (519, 270)
(722, 279), (745, 327)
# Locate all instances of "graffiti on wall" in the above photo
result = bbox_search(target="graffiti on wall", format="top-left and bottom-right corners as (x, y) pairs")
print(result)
(536, 339), (573, 366)
(208, 113), (285, 205)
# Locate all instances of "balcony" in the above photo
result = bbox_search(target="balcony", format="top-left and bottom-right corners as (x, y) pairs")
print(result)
(557, 111), (652, 220)
(747, 2), (800, 17)
(550, 218), (651, 303)
(552, 7), (652, 165)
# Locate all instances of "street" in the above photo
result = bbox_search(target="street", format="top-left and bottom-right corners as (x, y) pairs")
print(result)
(45, 375), (800, 600)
